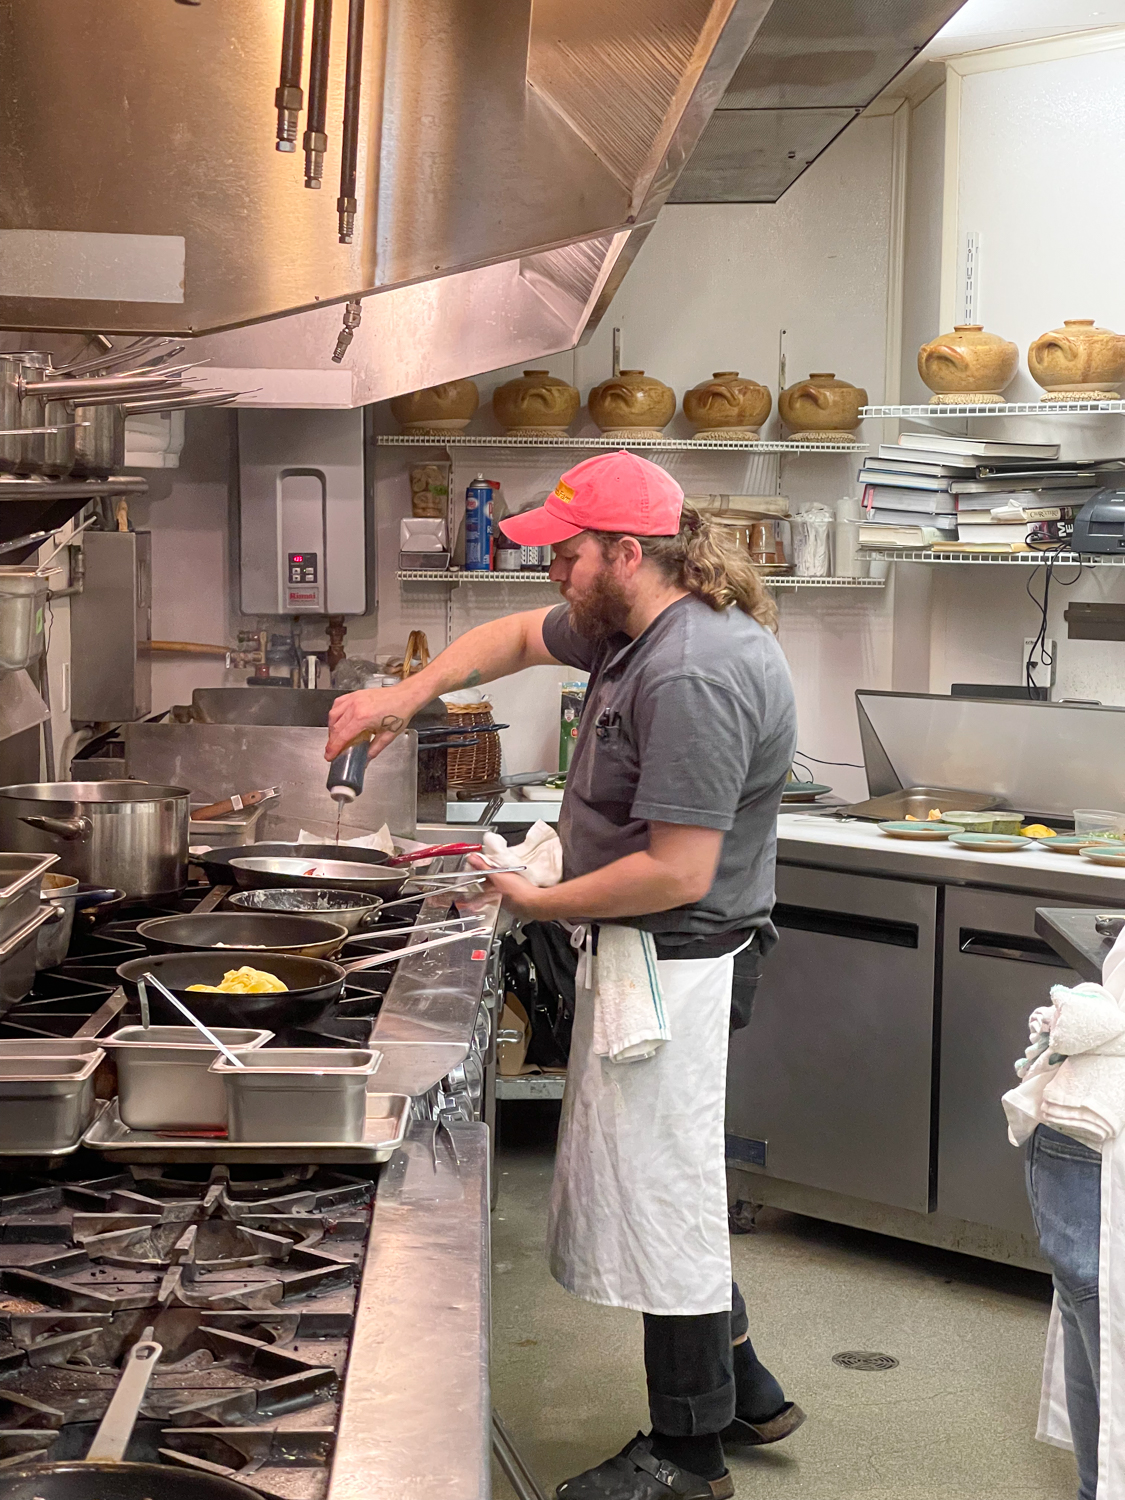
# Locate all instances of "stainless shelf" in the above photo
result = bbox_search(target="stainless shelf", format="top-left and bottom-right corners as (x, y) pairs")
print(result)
(0, 475), (148, 500)
(496, 1074), (567, 1101)
(397, 569), (556, 584)
(863, 549), (1125, 566)
(377, 434), (868, 454)
(861, 401), (1125, 418)
(398, 569), (887, 588)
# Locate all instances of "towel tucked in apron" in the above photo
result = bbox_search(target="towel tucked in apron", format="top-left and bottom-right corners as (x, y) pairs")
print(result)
(547, 949), (736, 1317)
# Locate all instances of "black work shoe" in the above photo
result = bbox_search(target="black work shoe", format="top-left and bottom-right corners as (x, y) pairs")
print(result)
(555, 1434), (733, 1500)
(720, 1403), (806, 1447)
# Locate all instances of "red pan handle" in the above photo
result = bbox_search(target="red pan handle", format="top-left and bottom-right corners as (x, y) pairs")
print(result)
(384, 841), (483, 867)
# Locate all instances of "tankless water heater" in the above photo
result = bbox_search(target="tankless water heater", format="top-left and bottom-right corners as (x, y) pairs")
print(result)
(237, 408), (371, 616)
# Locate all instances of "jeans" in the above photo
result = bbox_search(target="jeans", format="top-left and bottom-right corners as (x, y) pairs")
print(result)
(641, 1283), (750, 1434)
(1027, 1125), (1103, 1500)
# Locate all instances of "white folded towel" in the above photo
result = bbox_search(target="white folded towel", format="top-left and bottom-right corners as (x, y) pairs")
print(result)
(1004, 981), (1125, 1149)
(580, 923), (670, 1064)
(482, 820), (562, 888)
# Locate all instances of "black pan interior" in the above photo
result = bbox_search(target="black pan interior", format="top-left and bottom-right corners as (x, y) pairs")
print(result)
(197, 842), (392, 874)
(0, 1462), (263, 1500)
(137, 912), (348, 951)
(116, 950), (344, 1030)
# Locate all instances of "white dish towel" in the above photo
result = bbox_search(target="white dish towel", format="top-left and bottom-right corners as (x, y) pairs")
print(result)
(570, 923), (671, 1064)
(481, 821), (562, 887)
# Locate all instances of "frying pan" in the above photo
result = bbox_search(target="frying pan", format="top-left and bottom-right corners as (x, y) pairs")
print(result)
(117, 924), (490, 1030)
(0, 1332), (261, 1500)
(193, 841), (475, 895)
(135, 911), (350, 959)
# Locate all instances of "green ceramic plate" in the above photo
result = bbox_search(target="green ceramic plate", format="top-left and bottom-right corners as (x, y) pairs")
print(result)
(782, 782), (832, 802)
(878, 821), (959, 840)
(949, 832), (1032, 852)
(1036, 835), (1093, 855)
(1080, 844), (1125, 867)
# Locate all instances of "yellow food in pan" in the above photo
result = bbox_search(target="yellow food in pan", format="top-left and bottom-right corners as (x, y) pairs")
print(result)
(187, 965), (288, 994)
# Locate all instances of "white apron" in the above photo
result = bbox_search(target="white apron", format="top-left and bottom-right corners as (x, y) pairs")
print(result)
(546, 951), (734, 1316)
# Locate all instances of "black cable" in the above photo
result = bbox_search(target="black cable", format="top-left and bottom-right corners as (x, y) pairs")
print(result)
(794, 751), (865, 769)
(1024, 544), (1083, 693)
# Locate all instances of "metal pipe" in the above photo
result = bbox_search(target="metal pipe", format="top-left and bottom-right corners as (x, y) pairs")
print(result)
(337, 0), (364, 242)
(275, 0), (308, 152)
(304, 0), (333, 189)
(492, 1413), (550, 1500)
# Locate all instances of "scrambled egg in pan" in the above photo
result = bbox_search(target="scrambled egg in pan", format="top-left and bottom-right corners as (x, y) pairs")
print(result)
(187, 965), (288, 994)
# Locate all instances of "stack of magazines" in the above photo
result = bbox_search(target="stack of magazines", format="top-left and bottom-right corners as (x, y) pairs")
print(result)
(856, 433), (1107, 550)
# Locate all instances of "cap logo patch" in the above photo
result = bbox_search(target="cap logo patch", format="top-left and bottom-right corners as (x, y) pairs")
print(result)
(552, 480), (575, 504)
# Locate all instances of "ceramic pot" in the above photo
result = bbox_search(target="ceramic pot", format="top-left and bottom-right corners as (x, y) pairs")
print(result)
(587, 370), (676, 439)
(1028, 319), (1125, 400)
(917, 325), (1018, 404)
(778, 372), (866, 441)
(390, 379), (480, 433)
(683, 371), (771, 440)
(492, 370), (580, 434)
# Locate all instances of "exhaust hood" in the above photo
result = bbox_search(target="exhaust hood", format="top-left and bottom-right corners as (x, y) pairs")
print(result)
(669, 0), (971, 203)
(0, 0), (772, 406)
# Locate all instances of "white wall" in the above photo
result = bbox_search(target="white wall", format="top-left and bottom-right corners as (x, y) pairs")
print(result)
(906, 38), (1125, 703)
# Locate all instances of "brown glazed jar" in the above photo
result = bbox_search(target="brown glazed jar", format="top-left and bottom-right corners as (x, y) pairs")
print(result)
(390, 379), (480, 433)
(917, 325), (1018, 404)
(683, 372), (772, 440)
(492, 370), (580, 433)
(587, 370), (676, 438)
(1028, 320), (1125, 399)
(778, 372), (866, 440)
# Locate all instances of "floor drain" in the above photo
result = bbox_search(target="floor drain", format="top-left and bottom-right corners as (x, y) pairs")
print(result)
(832, 1351), (899, 1372)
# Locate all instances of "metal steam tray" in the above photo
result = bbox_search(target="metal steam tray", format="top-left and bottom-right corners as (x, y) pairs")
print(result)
(81, 1090), (411, 1164)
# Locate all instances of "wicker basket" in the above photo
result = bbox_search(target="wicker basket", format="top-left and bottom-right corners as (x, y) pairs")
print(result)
(446, 701), (501, 789)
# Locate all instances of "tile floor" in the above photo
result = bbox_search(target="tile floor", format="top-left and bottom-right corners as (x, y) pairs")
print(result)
(490, 1104), (1076, 1500)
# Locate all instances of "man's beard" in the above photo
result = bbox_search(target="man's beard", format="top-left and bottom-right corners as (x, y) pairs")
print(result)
(566, 567), (631, 641)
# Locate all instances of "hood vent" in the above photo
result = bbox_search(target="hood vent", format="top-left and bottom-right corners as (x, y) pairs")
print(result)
(0, 0), (771, 404)
(670, 0), (969, 203)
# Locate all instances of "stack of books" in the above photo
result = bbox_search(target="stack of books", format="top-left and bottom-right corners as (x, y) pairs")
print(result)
(856, 433), (1103, 551)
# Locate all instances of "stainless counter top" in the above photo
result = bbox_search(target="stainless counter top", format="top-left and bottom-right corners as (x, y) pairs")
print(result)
(1036, 907), (1120, 984)
(778, 813), (1125, 899)
(369, 883), (501, 1097)
(329, 1120), (491, 1500)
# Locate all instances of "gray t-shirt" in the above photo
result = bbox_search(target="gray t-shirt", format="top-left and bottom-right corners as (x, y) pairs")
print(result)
(542, 595), (797, 947)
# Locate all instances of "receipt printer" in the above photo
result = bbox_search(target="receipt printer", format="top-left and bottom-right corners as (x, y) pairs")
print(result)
(1073, 487), (1125, 553)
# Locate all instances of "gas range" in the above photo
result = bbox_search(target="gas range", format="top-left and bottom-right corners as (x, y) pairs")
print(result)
(0, 1161), (376, 1497)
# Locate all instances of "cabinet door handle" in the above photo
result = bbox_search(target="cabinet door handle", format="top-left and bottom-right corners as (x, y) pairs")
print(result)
(773, 903), (919, 949)
(959, 928), (1069, 968)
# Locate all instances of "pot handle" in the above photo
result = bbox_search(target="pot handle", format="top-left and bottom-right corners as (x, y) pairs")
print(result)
(21, 814), (93, 842)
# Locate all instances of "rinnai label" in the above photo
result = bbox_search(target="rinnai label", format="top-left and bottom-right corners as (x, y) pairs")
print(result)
(286, 587), (320, 607)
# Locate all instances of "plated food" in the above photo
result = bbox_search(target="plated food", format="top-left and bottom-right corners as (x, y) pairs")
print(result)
(187, 965), (288, 995)
(1079, 844), (1125, 868)
(879, 821), (959, 841)
(948, 832), (1032, 853)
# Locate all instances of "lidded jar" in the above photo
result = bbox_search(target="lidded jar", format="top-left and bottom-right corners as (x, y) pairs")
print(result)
(390, 379), (480, 433)
(917, 325), (1018, 404)
(683, 372), (772, 440)
(778, 372), (866, 441)
(1028, 320), (1125, 400)
(587, 370), (676, 439)
(492, 370), (580, 434)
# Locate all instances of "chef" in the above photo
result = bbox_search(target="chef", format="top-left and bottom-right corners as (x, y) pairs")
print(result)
(324, 451), (803, 1500)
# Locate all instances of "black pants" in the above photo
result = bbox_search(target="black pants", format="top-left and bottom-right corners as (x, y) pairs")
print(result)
(642, 1282), (748, 1435)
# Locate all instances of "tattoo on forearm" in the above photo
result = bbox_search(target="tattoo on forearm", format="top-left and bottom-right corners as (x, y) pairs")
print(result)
(458, 669), (482, 688)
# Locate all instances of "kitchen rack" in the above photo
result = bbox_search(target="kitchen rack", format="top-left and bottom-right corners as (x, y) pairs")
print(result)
(863, 550), (1125, 566)
(377, 434), (868, 453)
(861, 401), (1125, 418)
(0, 474), (148, 554)
(397, 568), (887, 589)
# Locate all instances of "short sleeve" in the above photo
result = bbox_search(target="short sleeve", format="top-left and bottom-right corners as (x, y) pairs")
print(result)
(541, 603), (601, 673)
(630, 675), (756, 831)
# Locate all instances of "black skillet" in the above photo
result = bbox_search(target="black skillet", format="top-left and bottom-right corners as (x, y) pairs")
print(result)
(135, 910), (349, 959)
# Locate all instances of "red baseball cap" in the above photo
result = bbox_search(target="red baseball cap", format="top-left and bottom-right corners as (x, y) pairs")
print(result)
(499, 450), (684, 546)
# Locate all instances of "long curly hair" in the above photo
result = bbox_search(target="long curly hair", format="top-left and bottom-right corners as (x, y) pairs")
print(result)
(589, 503), (778, 632)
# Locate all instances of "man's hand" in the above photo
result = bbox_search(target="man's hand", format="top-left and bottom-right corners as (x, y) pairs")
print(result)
(468, 856), (548, 919)
(324, 682), (424, 762)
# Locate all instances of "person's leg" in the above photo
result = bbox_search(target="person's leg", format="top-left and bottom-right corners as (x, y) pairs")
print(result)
(725, 1281), (805, 1442)
(642, 1308), (733, 1480)
(1027, 1125), (1102, 1500)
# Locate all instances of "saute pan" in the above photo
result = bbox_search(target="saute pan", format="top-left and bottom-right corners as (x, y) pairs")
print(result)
(117, 924), (490, 1030)
(135, 910), (350, 959)
(194, 841), (477, 895)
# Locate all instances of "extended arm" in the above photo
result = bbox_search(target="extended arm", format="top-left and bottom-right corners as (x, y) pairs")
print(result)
(324, 607), (560, 761)
(474, 822), (724, 921)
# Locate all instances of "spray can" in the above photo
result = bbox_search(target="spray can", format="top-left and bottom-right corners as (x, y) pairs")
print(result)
(464, 476), (493, 571)
(559, 682), (586, 773)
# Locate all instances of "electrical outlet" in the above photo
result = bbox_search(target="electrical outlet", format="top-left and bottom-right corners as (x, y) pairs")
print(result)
(1024, 636), (1057, 689)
